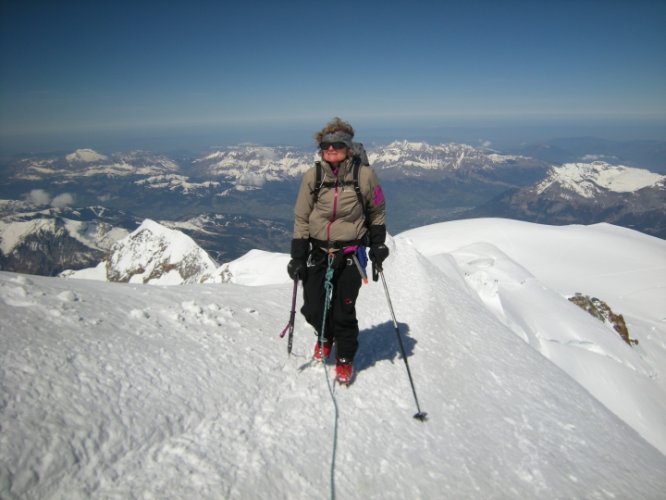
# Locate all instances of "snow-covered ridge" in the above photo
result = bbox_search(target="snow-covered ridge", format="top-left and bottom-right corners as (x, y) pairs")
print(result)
(2, 218), (666, 498)
(402, 218), (666, 456)
(369, 140), (528, 170)
(537, 161), (665, 197)
(64, 217), (666, 458)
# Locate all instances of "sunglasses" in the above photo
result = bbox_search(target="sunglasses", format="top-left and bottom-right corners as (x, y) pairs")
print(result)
(320, 142), (348, 151)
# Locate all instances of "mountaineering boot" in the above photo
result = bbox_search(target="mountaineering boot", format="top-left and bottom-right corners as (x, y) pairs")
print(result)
(335, 358), (353, 385)
(313, 339), (333, 361)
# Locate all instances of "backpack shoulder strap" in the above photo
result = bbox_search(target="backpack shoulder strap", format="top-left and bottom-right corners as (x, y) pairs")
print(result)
(352, 158), (369, 222)
(312, 161), (323, 203)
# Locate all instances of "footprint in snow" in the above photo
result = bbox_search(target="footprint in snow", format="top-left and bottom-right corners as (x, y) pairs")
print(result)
(57, 290), (79, 302)
(10, 275), (32, 285)
(130, 309), (151, 320)
(1, 285), (36, 308)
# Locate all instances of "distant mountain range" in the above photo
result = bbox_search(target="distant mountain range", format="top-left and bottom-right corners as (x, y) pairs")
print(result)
(3, 142), (545, 185)
(471, 161), (666, 237)
(1, 139), (664, 277)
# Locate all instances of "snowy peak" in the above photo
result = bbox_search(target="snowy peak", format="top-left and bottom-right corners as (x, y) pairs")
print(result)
(65, 148), (109, 163)
(62, 219), (291, 286)
(537, 161), (665, 198)
(104, 219), (220, 285)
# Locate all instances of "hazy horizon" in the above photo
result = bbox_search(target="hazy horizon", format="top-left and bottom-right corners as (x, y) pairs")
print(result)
(2, 116), (665, 157)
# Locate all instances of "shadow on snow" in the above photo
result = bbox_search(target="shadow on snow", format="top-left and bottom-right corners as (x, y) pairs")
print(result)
(355, 321), (415, 375)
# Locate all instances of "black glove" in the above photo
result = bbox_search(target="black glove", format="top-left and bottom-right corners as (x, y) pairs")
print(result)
(368, 224), (388, 270)
(287, 238), (309, 281)
(287, 259), (306, 281)
(369, 243), (389, 267)
(368, 224), (387, 246)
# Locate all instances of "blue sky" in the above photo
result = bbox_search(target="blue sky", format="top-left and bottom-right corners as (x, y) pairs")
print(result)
(1, 0), (665, 153)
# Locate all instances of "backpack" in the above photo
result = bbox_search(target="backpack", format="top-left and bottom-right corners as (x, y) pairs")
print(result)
(311, 142), (370, 221)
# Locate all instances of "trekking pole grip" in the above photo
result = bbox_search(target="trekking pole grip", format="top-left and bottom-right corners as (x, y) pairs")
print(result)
(372, 261), (381, 282)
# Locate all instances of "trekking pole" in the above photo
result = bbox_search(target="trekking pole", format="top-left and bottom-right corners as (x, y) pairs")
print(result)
(375, 263), (428, 422)
(279, 278), (298, 355)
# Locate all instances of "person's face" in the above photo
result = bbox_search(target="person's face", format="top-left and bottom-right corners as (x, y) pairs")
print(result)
(320, 142), (348, 165)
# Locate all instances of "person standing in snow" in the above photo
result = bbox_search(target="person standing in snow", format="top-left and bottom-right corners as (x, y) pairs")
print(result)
(287, 117), (389, 385)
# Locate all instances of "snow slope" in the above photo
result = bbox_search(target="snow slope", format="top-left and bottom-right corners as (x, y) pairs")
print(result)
(401, 219), (666, 458)
(1, 220), (666, 499)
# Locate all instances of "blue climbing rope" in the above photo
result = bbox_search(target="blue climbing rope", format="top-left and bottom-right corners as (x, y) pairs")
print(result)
(319, 252), (339, 500)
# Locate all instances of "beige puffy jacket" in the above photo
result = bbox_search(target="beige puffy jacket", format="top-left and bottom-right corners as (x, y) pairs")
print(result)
(293, 157), (386, 245)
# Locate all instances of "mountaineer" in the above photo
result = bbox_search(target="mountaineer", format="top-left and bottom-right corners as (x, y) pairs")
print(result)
(287, 117), (389, 385)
